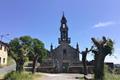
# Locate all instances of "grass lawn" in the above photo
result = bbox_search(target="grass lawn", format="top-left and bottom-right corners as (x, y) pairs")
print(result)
(20, 72), (42, 80)
(105, 73), (120, 80)
(0, 71), (42, 80)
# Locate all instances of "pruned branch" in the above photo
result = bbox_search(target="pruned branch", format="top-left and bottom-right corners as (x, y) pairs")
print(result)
(102, 36), (107, 45)
(91, 38), (100, 47)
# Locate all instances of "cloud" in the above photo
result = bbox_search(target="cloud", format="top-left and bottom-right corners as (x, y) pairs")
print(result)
(93, 21), (115, 28)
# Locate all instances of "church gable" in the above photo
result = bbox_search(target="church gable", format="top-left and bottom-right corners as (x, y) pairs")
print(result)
(52, 44), (79, 62)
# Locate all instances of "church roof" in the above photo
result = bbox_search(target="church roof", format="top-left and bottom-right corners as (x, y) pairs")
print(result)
(0, 41), (9, 48)
(61, 13), (67, 24)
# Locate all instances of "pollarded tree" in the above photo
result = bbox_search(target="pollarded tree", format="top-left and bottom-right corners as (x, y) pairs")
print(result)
(30, 38), (47, 74)
(81, 46), (93, 76)
(91, 36), (114, 80)
(9, 36), (33, 72)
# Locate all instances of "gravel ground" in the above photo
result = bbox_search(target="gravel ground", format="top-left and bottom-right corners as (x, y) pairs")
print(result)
(39, 73), (83, 80)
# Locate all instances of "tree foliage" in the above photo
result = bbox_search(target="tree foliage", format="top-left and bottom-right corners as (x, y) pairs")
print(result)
(29, 38), (47, 74)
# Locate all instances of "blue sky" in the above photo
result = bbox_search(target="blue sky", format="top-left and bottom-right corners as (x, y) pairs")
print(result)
(0, 0), (120, 63)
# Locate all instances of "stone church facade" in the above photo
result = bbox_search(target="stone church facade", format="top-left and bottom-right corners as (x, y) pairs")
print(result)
(38, 14), (84, 73)
(49, 14), (81, 72)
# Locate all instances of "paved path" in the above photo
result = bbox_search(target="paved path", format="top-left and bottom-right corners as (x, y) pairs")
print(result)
(39, 73), (83, 80)
(0, 64), (16, 74)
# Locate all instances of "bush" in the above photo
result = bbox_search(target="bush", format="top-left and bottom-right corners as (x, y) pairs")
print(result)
(104, 65), (120, 80)
(4, 71), (33, 80)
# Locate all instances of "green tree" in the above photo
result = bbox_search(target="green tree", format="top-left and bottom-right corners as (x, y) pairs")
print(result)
(29, 38), (47, 74)
(91, 36), (114, 80)
(9, 36), (32, 72)
(9, 36), (47, 73)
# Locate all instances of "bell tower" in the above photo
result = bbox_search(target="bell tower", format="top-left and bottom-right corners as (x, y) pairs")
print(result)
(58, 13), (71, 44)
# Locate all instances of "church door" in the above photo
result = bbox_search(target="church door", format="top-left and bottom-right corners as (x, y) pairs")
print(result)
(62, 63), (69, 73)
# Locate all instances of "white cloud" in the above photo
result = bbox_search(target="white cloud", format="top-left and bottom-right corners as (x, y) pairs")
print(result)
(93, 21), (115, 28)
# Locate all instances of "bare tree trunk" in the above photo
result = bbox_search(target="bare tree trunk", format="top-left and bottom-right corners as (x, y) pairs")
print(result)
(16, 62), (20, 72)
(16, 59), (24, 72)
(32, 55), (38, 74)
(94, 54), (105, 80)
(83, 60), (87, 75)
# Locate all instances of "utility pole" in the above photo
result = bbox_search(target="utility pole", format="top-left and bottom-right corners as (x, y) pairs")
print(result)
(0, 33), (10, 41)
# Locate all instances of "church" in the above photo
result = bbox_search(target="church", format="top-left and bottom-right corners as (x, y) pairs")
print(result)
(38, 14), (84, 73)
(37, 14), (96, 73)
(49, 14), (80, 72)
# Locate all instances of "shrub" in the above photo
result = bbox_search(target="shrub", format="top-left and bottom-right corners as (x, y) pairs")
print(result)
(4, 71), (33, 80)
(104, 65), (120, 80)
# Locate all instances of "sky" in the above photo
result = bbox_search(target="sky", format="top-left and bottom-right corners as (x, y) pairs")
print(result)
(0, 0), (120, 64)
